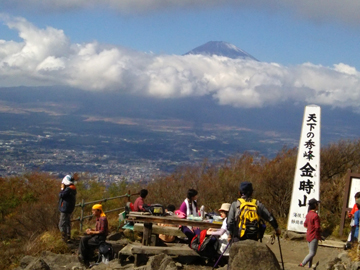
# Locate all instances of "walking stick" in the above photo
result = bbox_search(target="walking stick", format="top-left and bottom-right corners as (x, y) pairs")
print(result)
(212, 242), (230, 270)
(277, 235), (285, 270)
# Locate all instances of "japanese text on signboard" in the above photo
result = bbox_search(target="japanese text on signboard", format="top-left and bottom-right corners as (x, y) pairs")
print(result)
(290, 113), (318, 226)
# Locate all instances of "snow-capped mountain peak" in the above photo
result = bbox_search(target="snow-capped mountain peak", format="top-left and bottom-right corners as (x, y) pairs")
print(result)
(184, 41), (258, 61)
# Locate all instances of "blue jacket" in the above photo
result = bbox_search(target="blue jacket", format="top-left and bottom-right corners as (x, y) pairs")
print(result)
(59, 185), (77, 213)
(354, 210), (360, 239)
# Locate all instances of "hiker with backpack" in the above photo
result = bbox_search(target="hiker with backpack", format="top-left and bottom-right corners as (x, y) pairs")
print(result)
(206, 203), (231, 257)
(190, 203), (232, 265)
(78, 204), (109, 268)
(227, 181), (281, 243)
(58, 174), (76, 243)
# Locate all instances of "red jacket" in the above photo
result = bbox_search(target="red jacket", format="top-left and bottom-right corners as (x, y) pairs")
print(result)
(95, 216), (108, 236)
(349, 203), (359, 218)
(304, 210), (321, 242)
(134, 196), (145, 211)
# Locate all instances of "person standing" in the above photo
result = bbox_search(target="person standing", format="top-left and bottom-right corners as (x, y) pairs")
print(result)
(345, 192), (360, 249)
(227, 181), (281, 243)
(78, 204), (109, 268)
(299, 198), (321, 268)
(134, 189), (148, 212)
(58, 175), (76, 242)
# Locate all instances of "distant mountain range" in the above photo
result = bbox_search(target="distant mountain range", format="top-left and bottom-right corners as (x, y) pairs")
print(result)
(184, 41), (258, 61)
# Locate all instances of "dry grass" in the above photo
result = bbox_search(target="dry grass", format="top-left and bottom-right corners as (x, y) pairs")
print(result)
(0, 230), (70, 269)
(26, 230), (70, 255)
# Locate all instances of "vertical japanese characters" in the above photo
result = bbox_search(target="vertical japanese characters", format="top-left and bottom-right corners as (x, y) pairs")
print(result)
(287, 105), (321, 232)
(298, 114), (317, 208)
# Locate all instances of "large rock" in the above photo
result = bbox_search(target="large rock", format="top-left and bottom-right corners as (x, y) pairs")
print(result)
(229, 240), (281, 270)
(146, 253), (178, 270)
(23, 259), (50, 270)
(16, 252), (81, 270)
(283, 230), (306, 241)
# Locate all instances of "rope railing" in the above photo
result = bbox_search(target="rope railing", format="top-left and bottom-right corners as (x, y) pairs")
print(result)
(71, 190), (139, 231)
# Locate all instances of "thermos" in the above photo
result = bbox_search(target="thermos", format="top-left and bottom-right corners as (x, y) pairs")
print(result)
(200, 205), (205, 220)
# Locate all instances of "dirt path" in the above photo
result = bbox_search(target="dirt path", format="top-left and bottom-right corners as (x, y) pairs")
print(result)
(264, 235), (344, 270)
(182, 235), (346, 270)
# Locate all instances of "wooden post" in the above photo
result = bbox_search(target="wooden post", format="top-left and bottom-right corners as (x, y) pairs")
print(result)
(142, 223), (153, 246)
(80, 199), (84, 232)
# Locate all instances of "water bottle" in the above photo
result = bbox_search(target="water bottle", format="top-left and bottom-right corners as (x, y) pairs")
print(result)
(200, 205), (205, 220)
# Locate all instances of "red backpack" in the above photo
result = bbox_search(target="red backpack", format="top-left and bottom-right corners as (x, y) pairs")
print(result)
(190, 230), (212, 252)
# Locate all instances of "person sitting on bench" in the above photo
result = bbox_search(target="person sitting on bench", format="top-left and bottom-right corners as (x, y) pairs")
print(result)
(158, 204), (178, 243)
(78, 204), (109, 268)
(134, 189), (148, 211)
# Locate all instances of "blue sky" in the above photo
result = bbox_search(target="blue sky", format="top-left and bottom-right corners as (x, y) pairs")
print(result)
(1, 1), (360, 110)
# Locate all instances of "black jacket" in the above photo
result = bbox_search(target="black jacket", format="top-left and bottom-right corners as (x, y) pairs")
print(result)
(58, 185), (77, 213)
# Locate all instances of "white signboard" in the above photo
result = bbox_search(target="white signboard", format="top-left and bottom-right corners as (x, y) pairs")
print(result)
(348, 178), (360, 208)
(287, 105), (321, 233)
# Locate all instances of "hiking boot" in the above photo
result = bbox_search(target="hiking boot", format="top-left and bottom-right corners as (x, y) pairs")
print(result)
(344, 242), (352, 250)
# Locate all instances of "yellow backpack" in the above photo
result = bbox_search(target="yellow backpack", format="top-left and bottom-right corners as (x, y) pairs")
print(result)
(237, 198), (261, 240)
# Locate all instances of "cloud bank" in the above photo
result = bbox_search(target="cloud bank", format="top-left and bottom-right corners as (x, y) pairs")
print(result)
(1, 16), (360, 110)
(1, 0), (360, 25)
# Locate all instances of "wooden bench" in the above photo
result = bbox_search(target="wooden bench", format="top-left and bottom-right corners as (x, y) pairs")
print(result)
(119, 243), (200, 266)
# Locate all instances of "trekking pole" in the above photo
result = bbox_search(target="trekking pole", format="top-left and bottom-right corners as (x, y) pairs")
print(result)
(277, 235), (285, 270)
(212, 242), (230, 270)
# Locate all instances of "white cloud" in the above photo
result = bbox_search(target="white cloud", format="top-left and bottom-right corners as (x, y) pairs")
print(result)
(1, 16), (360, 110)
(1, 0), (360, 25)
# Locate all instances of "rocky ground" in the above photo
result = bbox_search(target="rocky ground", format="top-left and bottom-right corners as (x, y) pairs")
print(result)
(16, 233), (357, 270)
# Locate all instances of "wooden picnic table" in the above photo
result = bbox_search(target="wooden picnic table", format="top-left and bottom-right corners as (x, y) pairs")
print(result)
(127, 212), (223, 246)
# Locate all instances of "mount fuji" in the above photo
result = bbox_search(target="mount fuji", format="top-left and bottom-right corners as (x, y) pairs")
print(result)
(184, 41), (258, 61)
